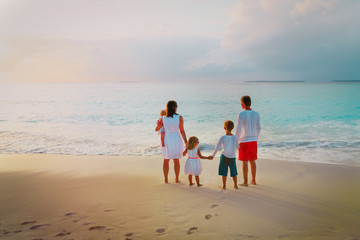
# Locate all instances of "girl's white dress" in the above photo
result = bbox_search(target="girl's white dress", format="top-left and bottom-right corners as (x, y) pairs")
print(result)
(184, 147), (202, 176)
(162, 114), (185, 159)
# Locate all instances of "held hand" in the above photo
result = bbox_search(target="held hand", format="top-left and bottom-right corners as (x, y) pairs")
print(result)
(209, 156), (214, 160)
(183, 150), (187, 156)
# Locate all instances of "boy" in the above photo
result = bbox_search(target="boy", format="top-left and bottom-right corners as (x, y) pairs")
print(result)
(235, 95), (261, 186)
(211, 120), (239, 190)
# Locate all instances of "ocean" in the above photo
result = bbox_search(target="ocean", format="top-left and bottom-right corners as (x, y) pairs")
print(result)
(1, 82), (359, 166)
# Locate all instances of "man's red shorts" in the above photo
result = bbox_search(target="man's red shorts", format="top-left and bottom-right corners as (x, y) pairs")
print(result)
(238, 141), (258, 161)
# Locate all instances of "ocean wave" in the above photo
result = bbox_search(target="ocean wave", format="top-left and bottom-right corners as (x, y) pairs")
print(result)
(259, 141), (360, 149)
(0, 131), (359, 167)
(1, 131), (359, 156)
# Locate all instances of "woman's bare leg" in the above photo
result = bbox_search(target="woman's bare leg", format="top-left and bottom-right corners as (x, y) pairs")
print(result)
(163, 159), (170, 183)
(173, 159), (180, 183)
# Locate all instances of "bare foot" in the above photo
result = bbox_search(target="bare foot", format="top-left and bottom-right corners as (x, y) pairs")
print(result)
(234, 185), (238, 189)
(189, 183), (195, 186)
(197, 184), (203, 187)
(239, 183), (248, 187)
(164, 178), (168, 184)
(175, 179), (181, 183)
(250, 181), (257, 185)
(222, 186), (226, 190)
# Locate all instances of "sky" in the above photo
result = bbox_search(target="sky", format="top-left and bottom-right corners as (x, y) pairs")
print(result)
(0, 0), (359, 83)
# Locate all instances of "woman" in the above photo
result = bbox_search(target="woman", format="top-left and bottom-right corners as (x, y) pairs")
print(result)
(156, 100), (187, 183)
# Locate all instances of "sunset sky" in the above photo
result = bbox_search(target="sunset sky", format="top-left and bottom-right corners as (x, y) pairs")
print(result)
(0, 0), (359, 82)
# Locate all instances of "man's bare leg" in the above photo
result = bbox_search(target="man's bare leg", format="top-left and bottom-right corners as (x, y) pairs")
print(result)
(250, 161), (257, 185)
(240, 161), (249, 186)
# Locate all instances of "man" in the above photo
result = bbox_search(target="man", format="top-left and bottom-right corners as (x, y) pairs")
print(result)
(235, 95), (261, 186)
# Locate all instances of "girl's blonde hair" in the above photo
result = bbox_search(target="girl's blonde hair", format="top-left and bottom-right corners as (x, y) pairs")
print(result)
(186, 136), (199, 150)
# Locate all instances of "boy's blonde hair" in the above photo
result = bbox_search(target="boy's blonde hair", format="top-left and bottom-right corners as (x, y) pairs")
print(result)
(159, 109), (166, 117)
(224, 120), (234, 131)
(186, 136), (199, 150)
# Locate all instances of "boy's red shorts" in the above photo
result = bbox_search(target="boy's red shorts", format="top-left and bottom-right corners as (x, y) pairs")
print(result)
(238, 141), (258, 161)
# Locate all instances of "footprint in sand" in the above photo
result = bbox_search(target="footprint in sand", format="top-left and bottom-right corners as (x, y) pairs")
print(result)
(204, 214), (212, 220)
(237, 234), (256, 239)
(278, 234), (292, 239)
(21, 220), (37, 225)
(125, 232), (134, 237)
(156, 228), (166, 234)
(65, 212), (77, 216)
(83, 222), (95, 226)
(104, 209), (114, 212)
(125, 232), (134, 240)
(89, 226), (107, 231)
(30, 224), (51, 230)
(55, 230), (71, 237)
(211, 204), (219, 208)
(187, 227), (198, 234)
(3, 230), (22, 235)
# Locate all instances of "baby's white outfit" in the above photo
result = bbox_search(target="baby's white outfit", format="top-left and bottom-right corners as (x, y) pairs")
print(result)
(158, 126), (166, 157)
(159, 126), (165, 134)
(184, 147), (202, 176)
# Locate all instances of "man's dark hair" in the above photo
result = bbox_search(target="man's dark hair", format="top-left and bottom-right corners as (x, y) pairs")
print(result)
(241, 95), (251, 107)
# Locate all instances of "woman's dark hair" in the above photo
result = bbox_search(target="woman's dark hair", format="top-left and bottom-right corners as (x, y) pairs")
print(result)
(166, 100), (178, 117)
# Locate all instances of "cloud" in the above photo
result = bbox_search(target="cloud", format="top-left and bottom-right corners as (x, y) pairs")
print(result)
(0, 0), (233, 40)
(0, 0), (234, 82)
(186, 0), (360, 81)
(0, 36), (219, 82)
(291, 0), (334, 16)
(1, 0), (359, 82)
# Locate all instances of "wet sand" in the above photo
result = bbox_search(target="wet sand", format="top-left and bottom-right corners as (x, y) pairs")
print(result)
(0, 154), (359, 239)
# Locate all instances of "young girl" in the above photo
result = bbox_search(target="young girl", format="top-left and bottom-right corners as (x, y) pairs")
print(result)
(183, 136), (212, 186)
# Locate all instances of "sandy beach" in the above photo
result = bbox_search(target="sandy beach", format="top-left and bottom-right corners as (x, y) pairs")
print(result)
(0, 154), (359, 240)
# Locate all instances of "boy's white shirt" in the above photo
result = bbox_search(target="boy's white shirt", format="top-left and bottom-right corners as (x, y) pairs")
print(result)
(212, 135), (238, 158)
(235, 110), (261, 143)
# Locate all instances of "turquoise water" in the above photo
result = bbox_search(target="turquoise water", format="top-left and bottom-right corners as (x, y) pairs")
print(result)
(0, 82), (359, 166)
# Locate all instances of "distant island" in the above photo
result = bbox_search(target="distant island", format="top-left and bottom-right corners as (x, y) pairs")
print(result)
(244, 81), (306, 83)
(331, 80), (360, 82)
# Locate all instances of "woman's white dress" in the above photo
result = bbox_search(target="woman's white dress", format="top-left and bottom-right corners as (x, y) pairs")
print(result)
(162, 114), (185, 159)
(184, 147), (202, 176)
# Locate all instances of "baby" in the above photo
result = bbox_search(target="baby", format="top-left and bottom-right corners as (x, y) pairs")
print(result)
(157, 109), (166, 147)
